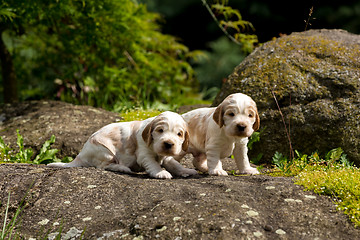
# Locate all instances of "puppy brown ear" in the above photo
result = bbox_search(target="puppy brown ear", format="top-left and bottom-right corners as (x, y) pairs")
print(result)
(253, 108), (260, 132)
(213, 104), (224, 127)
(142, 121), (153, 146)
(182, 130), (190, 151)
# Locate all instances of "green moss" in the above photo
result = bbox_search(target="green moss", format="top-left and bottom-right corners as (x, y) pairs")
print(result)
(218, 30), (360, 165)
(120, 109), (163, 122)
(226, 31), (360, 109)
(296, 168), (360, 228)
(270, 148), (360, 228)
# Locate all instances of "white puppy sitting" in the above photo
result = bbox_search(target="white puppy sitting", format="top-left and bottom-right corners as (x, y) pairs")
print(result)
(48, 111), (197, 179)
(174, 93), (260, 176)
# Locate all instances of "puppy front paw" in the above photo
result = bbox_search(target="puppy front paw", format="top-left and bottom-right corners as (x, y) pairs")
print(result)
(209, 168), (228, 176)
(178, 168), (198, 177)
(152, 170), (173, 179)
(239, 167), (259, 175)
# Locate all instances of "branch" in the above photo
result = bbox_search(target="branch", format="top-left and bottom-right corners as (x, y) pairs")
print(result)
(271, 88), (294, 160)
(201, 0), (242, 46)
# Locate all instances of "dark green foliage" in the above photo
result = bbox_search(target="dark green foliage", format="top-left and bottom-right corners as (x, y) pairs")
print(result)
(0, 0), (199, 110)
(194, 37), (246, 97)
(206, 0), (258, 53)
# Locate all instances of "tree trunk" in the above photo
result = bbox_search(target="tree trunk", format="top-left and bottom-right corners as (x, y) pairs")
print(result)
(0, 28), (18, 103)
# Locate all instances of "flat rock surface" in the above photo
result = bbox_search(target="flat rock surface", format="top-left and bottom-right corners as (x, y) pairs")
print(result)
(1, 163), (359, 240)
(1, 100), (359, 239)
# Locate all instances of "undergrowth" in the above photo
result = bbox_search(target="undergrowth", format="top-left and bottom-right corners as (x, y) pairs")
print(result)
(0, 130), (71, 164)
(270, 148), (360, 227)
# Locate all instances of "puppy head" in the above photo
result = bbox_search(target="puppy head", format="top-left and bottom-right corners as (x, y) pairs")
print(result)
(213, 93), (260, 138)
(142, 111), (189, 156)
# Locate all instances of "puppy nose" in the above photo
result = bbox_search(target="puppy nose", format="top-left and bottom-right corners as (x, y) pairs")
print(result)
(237, 124), (246, 132)
(164, 142), (174, 149)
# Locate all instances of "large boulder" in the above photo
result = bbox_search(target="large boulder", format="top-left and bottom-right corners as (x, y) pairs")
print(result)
(214, 29), (360, 165)
(0, 101), (121, 159)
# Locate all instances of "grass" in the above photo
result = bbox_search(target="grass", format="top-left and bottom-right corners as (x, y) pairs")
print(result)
(0, 190), (69, 240)
(270, 148), (360, 227)
(1, 186), (32, 240)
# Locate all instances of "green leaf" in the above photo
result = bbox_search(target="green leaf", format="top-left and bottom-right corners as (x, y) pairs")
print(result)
(325, 148), (343, 162)
(33, 135), (58, 164)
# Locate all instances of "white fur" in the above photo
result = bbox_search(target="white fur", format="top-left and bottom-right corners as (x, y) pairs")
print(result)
(48, 111), (197, 179)
(174, 93), (260, 176)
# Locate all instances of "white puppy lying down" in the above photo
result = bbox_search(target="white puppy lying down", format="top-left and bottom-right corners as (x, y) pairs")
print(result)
(48, 111), (197, 179)
(173, 93), (260, 176)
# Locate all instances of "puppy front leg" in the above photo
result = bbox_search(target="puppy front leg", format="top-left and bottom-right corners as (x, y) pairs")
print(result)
(233, 140), (259, 174)
(206, 149), (228, 176)
(162, 156), (198, 177)
(137, 152), (173, 179)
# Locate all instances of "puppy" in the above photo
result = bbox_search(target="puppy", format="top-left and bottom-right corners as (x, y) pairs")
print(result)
(48, 111), (197, 179)
(174, 93), (260, 176)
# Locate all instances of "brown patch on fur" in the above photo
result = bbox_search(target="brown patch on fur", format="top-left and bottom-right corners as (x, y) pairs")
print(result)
(182, 130), (190, 151)
(89, 126), (122, 157)
(213, 95), (236, 127)
(142, 116), (167, 146)
(213, 104), (224, 127)
(142, 120), (153, 146)
(106, 129), (123, 150)
(188, 111), (213, 149)
(123, 121), (141, 155)
(89, 137), (98, 145)
(248, 105), (260, 131)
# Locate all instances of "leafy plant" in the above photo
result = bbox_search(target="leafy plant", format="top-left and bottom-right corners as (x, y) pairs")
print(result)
(0, 0), (202, 109)
(14, 130), (33, 163)
(271, 148), (352, 177)
(0, 130), (71, 164)
(202, 0), (258, 54)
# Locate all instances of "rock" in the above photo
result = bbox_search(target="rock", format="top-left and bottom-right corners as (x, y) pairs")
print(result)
(1, 163), (360, 239)
(0, 100), (121, 159)
(0, 100), (359, 238)
(214, 29), (360, 165)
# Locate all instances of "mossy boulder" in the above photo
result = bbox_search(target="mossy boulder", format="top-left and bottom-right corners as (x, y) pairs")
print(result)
(214, 29), (360, 165)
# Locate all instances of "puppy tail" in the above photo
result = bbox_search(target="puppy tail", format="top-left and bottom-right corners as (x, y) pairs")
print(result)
(47, 156), (85, 168)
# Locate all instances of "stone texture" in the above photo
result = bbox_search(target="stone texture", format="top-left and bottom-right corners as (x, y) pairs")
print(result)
(1, 163), (359, 239)
(0, 99), (359, 239)
(0, 100), (121, 159)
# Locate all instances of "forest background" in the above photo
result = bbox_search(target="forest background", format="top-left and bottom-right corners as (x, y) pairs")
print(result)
(1, 0), (359, 111)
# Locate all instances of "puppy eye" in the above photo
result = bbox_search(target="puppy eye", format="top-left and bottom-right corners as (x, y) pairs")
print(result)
(248, 113), (254, 118)
(177, 132), (183, 137)
(157, 129), (164, 133)
(228, 112), (235, 117)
